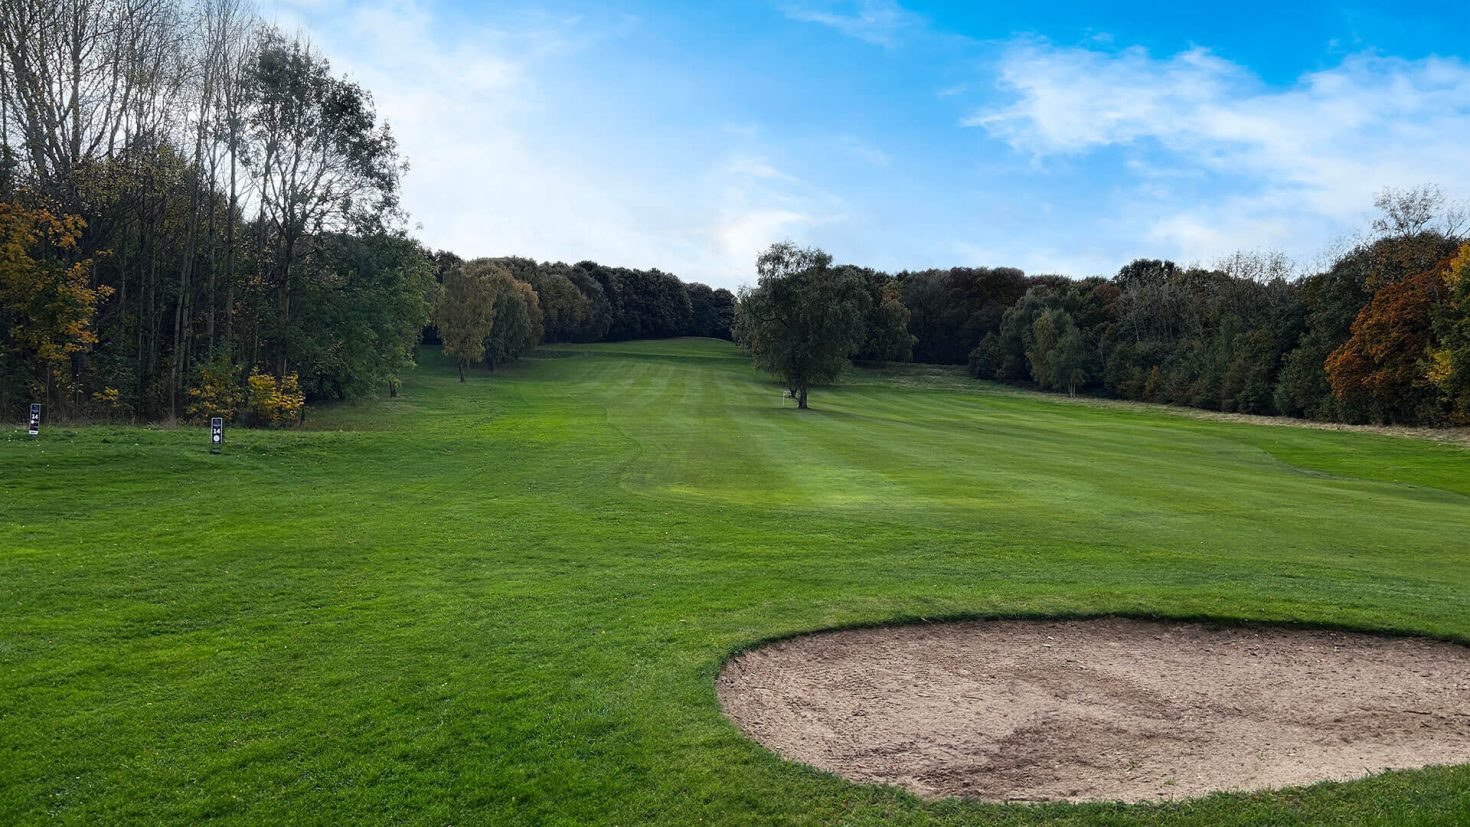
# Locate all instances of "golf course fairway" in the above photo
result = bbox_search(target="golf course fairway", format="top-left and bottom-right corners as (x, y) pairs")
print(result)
(3, 337), (1470, 825)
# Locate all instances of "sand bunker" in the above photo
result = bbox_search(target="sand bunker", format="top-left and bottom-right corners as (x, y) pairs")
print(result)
(717, 618), (1470, 802)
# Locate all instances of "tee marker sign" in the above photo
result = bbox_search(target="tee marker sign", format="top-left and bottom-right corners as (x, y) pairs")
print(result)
(210, 417), (224, 453)
(28, 403), (40, 437)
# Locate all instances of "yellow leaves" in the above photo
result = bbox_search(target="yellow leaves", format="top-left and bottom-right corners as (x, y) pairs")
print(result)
(91, 386), (131, 414)
(276, 373), (306, 424)
(246, 368), (305, 427)
(1425, 347), (1454, 390)
(0, 201), (84, 257)
(1447, 242), (1470, 292)
(0, 200), (104, 385)
(246, 368), (275, 408)
(187, 359), (244, 423)
(189, 363), (308, 427)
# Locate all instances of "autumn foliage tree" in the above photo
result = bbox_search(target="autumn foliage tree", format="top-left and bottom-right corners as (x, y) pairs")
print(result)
(1325, 264), (1448, 424)
(433, 261), (498, 382)
(0, 201), (108, 406)
(431, 259), (544, 380)
(1428, 243), (1470, 421)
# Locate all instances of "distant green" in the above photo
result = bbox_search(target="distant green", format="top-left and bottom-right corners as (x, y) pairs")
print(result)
(3, 338), (1469, 826)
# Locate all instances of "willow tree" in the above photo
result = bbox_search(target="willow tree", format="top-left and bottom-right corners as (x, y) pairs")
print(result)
(434, 262), (497, 382)
(484, 267), (542, 368)
(734, 242), (870, 409)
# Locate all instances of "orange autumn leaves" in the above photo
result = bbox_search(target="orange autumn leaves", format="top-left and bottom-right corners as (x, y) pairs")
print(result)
(1428, 244), (1470, 416)
(0, 201), (109, 392)
(1326, 242), (1470, 423)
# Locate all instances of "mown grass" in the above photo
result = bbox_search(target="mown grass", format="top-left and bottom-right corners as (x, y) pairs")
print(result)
(3, 337), (1470, 826)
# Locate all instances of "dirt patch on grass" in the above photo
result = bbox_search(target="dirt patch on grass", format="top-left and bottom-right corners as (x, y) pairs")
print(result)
(717, 618), (1470, 802)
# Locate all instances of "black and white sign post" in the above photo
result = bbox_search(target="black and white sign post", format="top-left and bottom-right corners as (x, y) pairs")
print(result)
(28, 403), (40, 438)
(210, 416), (224, 453)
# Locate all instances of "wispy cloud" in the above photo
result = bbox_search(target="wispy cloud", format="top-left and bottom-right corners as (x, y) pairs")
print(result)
(778, 0), (924, 47)
(967, 43), (1253, 152)
(709, 154), (848, 283)
(252, 0), (851, 286)
(723, 155), (797, 182)
(838, 135), (891, 166)
(969, 40), (1470, 264)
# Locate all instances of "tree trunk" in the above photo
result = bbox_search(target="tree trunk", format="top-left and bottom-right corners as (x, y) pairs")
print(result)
(458, 361), (465, 382)
(205, 160), (219, 356)
(797, 386), (808, 409)
(277, 228), (296, 377)
(223, 125), (238, 350)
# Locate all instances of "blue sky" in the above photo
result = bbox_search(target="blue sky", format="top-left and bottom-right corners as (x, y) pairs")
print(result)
(263, 0), (1470, 289)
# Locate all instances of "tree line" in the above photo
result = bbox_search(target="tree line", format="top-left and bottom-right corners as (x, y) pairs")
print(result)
(426, 253), (736, 382)
(736, 186), (1470, 425)
(443, 255), (735, 345)
(0, 0), (734, 425)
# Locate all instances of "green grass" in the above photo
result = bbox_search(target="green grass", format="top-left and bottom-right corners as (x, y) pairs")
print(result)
(4, 337), (1470, 826)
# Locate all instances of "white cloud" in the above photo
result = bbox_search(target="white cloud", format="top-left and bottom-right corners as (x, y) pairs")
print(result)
(707, 155), (848, 285)
(778, 0), (923, 47)
(717, 210), (821, 264)
(968, 44), (1251, 153)
(969, 41), (1470, 266)
(252, 0), (847, 288)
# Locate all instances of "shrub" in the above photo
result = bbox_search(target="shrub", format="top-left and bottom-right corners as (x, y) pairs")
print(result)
(90, 386), (131, 416)
(187, 358), (244, 423)
(245, 368), (305, 427)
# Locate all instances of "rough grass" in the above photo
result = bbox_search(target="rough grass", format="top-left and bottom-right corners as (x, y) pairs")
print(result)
(3, 337), (1469, 826)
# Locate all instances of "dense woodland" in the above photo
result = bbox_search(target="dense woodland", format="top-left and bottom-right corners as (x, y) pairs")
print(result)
(3, 1), (1468, 427)
(732, 189), (1470, 425)
(0, 0), (430, 424)
(960, 190), (1470, 426)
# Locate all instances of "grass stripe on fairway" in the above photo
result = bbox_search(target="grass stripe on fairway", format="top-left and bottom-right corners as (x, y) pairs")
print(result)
(3, 337), (1470, 825)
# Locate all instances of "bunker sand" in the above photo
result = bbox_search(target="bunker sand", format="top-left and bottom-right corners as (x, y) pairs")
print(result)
(717, 618), (1470, 802)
